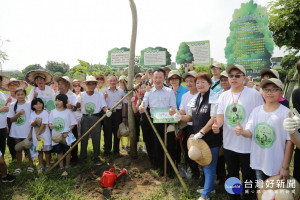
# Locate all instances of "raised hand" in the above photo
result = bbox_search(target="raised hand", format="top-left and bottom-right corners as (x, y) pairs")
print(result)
(212, 118), (220, 134)
(283, 111), (298, 134)
(104, 91), (108, 99)
(169, 106), (176, 116)
(235, 120), (243, 136)
(293, 108), (300, 129)
(66, 100), (73, 109)
(173, 109), (182, 122)
(6, 96), (12, 105)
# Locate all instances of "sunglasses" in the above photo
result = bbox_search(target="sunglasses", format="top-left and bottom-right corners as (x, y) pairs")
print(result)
(73, 85), (80, 87)
(262, 88), (282, 93)
(228, 74), (244, 78)
(96, 78), (104, 80)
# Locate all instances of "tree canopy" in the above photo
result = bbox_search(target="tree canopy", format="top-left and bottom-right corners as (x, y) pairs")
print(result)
(22, 64), (44, 75)
(176, 42), (194, 65)
(45, 61), (69, 75)
(268, 0), (300, 53)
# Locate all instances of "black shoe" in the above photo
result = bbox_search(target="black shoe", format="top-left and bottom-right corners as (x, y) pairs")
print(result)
(2, 174), (16, 183)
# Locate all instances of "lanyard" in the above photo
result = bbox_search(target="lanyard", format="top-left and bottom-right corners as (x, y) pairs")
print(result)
(231, 90), (243, 112)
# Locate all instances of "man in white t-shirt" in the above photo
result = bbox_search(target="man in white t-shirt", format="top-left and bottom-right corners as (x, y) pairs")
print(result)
(76, 76), (111, 165)
(212, 64), (264, 200)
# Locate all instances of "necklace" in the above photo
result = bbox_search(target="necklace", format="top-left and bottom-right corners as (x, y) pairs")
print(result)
(231, 90), (243, 112)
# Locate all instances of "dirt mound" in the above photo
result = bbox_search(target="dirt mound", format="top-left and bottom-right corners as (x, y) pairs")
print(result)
(75, 152), (164, 200)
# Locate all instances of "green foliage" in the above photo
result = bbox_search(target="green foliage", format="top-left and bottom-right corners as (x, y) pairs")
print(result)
(22, 64), (44, 74)
(280, 55), (300, 70)
(106, 47), (130, 68)
(45, 61), (69, 75)
(139, 46), (171, 69)
(176, 42), (194, 65)
(268, 0), (300, 53)
(225, 0), (274, 71)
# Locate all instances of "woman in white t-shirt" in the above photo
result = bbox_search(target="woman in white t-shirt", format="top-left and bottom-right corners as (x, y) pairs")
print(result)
(28, 98), (52, 172)
(7, 88), (33, 175)
(72, 80), (83, 137)
(26, 70), (55, 112)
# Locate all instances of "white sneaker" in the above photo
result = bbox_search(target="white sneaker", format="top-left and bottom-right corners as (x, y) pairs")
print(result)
(197, 196), (210, 200)
(196, 188), (216, 194)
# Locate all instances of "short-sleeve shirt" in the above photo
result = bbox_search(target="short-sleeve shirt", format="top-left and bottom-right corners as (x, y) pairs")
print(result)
(58, 89), (77, 106)
(0, 91), (7, 128)
(174, 85), (189, 109)
(102, 88), (126, 110)
(246, 105), (291, 176)
(179, 92), (198, 125)
(79, 91), (107, 114)
(8, 101), (32, 139)
(28, 85), (56, 111)
(211, 78), (222, 93)
(30, 110), (51, 146)
(217, 87), (264, 153)
(142, 86), (177, 118)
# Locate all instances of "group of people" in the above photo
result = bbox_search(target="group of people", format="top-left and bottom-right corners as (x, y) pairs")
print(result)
(0, 62), (300, 200)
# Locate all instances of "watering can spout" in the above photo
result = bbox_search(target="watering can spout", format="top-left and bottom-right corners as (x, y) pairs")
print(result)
(117, 168), (127, 179)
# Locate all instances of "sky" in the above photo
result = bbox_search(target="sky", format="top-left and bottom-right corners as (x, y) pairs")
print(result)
(0, 0), (286, 71)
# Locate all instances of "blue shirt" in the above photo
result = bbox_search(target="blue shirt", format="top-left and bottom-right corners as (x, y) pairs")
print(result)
(211, 78), (222, 93)
(174, 85), (189, 109)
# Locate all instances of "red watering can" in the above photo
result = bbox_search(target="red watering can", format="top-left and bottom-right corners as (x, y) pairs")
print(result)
(100, 168), (127, 188)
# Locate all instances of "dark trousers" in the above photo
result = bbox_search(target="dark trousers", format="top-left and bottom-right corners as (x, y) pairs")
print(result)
(80, 115), (101, 161)
(153, 122), (177, 174)
(294, 147), (300, 183)
(141, 113), (155, 165)
(0, 128), (7, 155)
(7, 118), (16, 160)
(224, 148), (256, 200)
(103, 110), (122, 154)
(216, 155), (226, 181)
(182, 125), (199, 177)
(70, 125), (78, 163)
(134, 114), (140, 142)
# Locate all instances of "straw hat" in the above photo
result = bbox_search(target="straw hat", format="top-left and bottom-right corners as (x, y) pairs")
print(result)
(119, 75), (128, 82)
(187, 135), (212, 166)
(80, 76), (98, 88)
(0, 75), (10, 91)
(94, 74), (106, 82)
(260, 68), (280, 79)
(119, 122), (129, 137)
(168, 70), (181, 79)
(257, 175), (300, 200)
(25, 70), (53, 86)
(52, 133), (67, 145)
(15, 138), (32, 151)
(2, 78), (28, 91)
(54, 76), (73, 90)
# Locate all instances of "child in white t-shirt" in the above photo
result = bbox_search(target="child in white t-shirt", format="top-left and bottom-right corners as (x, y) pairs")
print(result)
(28, 98), (52, 172)
(49, 94), (76, 169)
(7, 88), (33, 175)
(236, 78), (293, 181)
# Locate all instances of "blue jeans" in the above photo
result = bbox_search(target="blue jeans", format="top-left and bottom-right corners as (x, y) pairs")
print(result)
(202, 146), (220, 198)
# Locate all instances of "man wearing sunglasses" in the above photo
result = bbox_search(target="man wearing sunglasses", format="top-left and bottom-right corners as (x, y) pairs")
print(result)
(213, 64), (264, 200)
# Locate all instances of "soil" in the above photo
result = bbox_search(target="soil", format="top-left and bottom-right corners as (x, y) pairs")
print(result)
(74, 151), (166, 200)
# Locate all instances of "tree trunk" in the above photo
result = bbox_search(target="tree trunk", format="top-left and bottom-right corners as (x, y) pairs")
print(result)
(128, 0), (138, 158)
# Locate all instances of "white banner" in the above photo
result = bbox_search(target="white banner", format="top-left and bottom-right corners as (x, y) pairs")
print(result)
(144, 51), (166, 66)
(111, 51), (130, 66)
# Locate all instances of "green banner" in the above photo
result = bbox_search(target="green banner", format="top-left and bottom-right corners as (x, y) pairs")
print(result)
(153, 108), (176, 124)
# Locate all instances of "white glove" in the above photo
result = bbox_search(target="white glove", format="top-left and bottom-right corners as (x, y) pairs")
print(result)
(173, 110), (182, 122)
(193, 130), (204, 140)
(293, 108), (300, 129)
(77, 95), (83, 103)
(283, 117), (298, 134)
(106, 110), (112, 118)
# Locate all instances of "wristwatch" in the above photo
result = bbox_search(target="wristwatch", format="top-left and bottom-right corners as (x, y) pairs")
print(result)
(200, 129), (205, 135)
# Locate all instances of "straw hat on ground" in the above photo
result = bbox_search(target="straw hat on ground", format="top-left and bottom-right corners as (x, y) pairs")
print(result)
(187, 134), (212, 166)
(0, 75), (10, 91)
(54, 76), (73, 90)
(25, 70), (53, 86)
(257, 175), (300, 200)
(15, 138), (32, 151)
(2, 78), (28, 91)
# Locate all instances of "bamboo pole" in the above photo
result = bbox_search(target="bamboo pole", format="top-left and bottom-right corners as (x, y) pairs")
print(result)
(134, 90), (188, 190)
(50, 87), (138, 171)
(164, 124), (167, 180)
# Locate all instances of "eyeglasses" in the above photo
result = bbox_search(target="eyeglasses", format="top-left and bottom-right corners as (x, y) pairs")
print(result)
(73, 85), (80, 87)
(262, 88), (282, 93)
(96, 78), (104, 80)
(228, 74), (244, 78)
